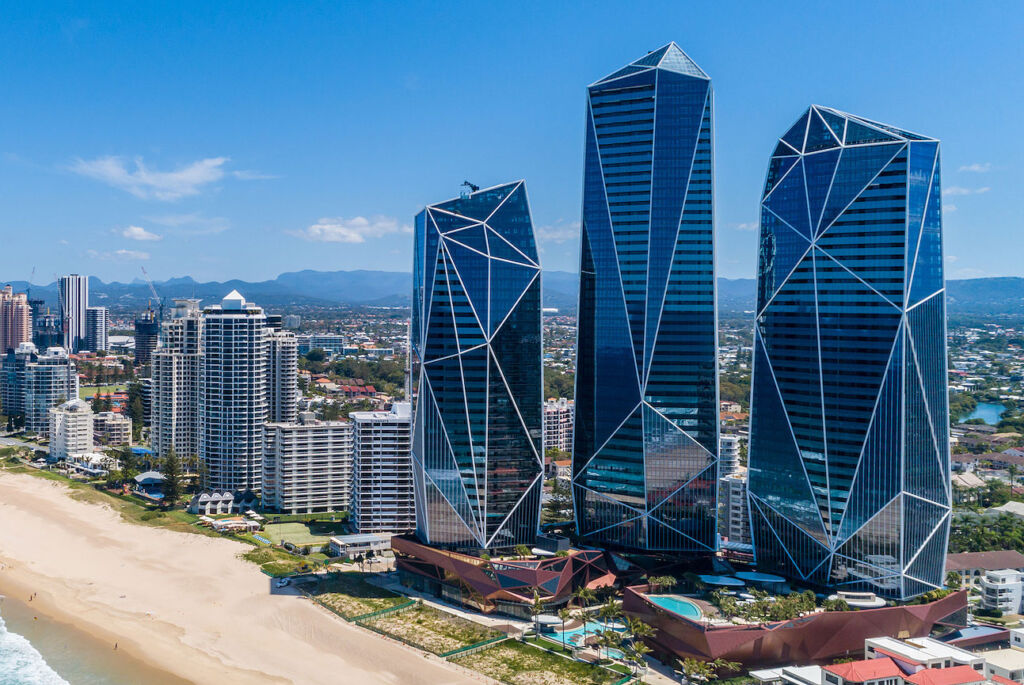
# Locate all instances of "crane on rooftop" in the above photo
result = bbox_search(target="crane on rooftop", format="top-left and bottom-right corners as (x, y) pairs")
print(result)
(140, 266), (165, 322)
(462, 180), (480, 193)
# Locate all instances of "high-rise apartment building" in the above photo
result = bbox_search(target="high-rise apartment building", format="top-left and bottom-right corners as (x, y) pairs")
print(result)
(2, 344), (79, 436)
(263, 414), (353, 514)
(720, 435), (741, 477)
(0, 286), (32, 354)
(199, 291), (267, 492)
(351, 402), (414, 534)
(748, 106), (949, 599)
(58, 274), (89, 352)
(134, 309), (159, 365)
(29, 299), (62, 350)
(152, 299), (203, 459)
(85, 306), (109, 352)
(572, 43), (720, 553)
(266, 329), (299, 424)
(543, 398), (574, 454)
(410, 181), (543, 551)
(720, 468), (751, 548)
(49, 399), (94, 460)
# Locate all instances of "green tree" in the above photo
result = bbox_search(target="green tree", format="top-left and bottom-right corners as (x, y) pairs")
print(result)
(530, 589), (546, 635)
(163, 447), (182, 508)
(119, 445), (138, 484)
(557, 607), (573, 650)
(945, 570), (962, 589)
(515, 544), (531, 560)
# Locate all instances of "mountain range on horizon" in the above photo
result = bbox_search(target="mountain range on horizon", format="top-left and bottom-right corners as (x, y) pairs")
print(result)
(4, 269), (1024, 317)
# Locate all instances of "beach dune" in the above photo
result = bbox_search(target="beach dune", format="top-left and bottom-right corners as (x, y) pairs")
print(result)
(0, 471), (477, 685)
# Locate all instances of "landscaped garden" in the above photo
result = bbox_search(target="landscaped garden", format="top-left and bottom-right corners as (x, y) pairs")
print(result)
(311, 572), (408, 618)
(363, 603), (503, 654)
(452, 640), (625, 685)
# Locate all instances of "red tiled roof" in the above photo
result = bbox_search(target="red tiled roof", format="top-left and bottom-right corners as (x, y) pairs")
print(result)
(824, 657), (904, 682)
(946, 550), (1024, 571)
(990, 675), (1017, 685)
(905, 665), (985, 685)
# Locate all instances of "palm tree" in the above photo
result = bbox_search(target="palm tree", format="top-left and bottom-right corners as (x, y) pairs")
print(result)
(625, 616), (655, 641)
(625, 641), (652, 675)
(575, 608), (590, 649)
(678, 657), (713, 684)
(515, 543), (531, 560)
(530, 589), (546, 636)
(558, 607), (573, 650)
(598, 598), (622, 626)
(574, 586), (596, 609)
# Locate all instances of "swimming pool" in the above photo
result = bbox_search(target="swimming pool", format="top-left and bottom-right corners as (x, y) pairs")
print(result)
(648, 595), (702, 620)
(549, 619), (626, 647)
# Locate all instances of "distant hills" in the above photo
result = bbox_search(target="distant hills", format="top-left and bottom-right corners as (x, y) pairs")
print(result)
(5, 270), (1024, 317)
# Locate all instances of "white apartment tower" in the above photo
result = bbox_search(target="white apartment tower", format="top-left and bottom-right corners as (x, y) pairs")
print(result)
(263, 414), (353, 514)
(152, 299), (203, 459)
(720, 434), (741, 477)
(350, 402), (414, 534)
(199, 291), (267, 492)
(267, 329), (299, 423)
(58, 274), (89, 352)
(21, 345), (79, 436)
(543, 398), (574, 453)
(49, 399), (94, 460)
(85, 306), (109, 352)
(720, 468), (751, 547)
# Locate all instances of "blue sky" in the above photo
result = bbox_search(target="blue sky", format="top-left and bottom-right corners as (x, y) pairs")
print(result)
(0, 1), (1020, 283)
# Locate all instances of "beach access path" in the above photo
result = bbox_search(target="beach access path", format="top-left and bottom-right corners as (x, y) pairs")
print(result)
(0, 470), (478, 685)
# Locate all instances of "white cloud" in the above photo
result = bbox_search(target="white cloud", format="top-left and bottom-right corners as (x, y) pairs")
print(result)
(958, 162), (991, 173)
(69, 155), (229, 200)
(291, 216), (411, 244)
(87, 249), (150, 261)
(120, 225), (161, 241)
(535, 220), (580, 243)
(943, 186), (990, 197)
(944, 203), (957, 213)
(734, 222), (758, 232)
(146, 212), (230, 235)
(945, 255), (959, 264)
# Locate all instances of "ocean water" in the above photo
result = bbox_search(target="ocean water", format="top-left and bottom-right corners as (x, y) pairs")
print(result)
(0, 598), (186, 685)
(0, 610), (68, 685)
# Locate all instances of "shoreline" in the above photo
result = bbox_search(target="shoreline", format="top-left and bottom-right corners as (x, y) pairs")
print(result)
(0, 572), (190, 685)
(0, 470), (476, 685)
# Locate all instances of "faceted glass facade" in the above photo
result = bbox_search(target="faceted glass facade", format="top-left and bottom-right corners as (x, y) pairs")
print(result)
(748, 105), (949, 599)
(572, 43), (719, 553)
(411, 181), (543, 551)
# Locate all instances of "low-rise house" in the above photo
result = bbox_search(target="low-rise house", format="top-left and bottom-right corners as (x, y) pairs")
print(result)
(947, 551), (1024, 589)
(328, 533), (391, 559)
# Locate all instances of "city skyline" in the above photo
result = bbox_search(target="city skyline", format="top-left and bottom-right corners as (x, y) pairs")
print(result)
(0, 3), (1019, 284)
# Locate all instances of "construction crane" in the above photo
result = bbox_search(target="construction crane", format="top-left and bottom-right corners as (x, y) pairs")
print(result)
(140, 266), (165, 322)
(26, 266), (34, 300)
(462, 180), (480, 193)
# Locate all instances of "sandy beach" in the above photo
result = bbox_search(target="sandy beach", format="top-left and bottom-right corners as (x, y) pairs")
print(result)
(0, 470), (478, 685)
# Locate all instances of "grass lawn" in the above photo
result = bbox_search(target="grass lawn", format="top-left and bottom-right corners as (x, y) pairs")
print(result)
(79, 384), (127, 400)
(0, 460), (220, 538)
(241, 546), (322, 577)
(364, 603), (503, 655)
(453, 640), (624, 685)
(263, 520), (349, 546)
(311, 572), (407, 618)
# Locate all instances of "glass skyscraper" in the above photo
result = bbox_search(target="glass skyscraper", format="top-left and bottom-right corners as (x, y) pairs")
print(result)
(411, 181), (543, 551)
(748, 105), (949, 600)
(572, 43), (719, 553)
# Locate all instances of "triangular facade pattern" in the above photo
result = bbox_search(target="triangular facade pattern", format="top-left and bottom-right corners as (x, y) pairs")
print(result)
(748, 106), (949, 600)
(573, 44), (719, 553)
(411, 181), (543, 551)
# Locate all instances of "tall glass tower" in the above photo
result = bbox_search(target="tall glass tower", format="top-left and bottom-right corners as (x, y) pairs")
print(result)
(572, 43), (719, 553)
(748, 106), (949, 600)
(411, 181), (543, 551)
